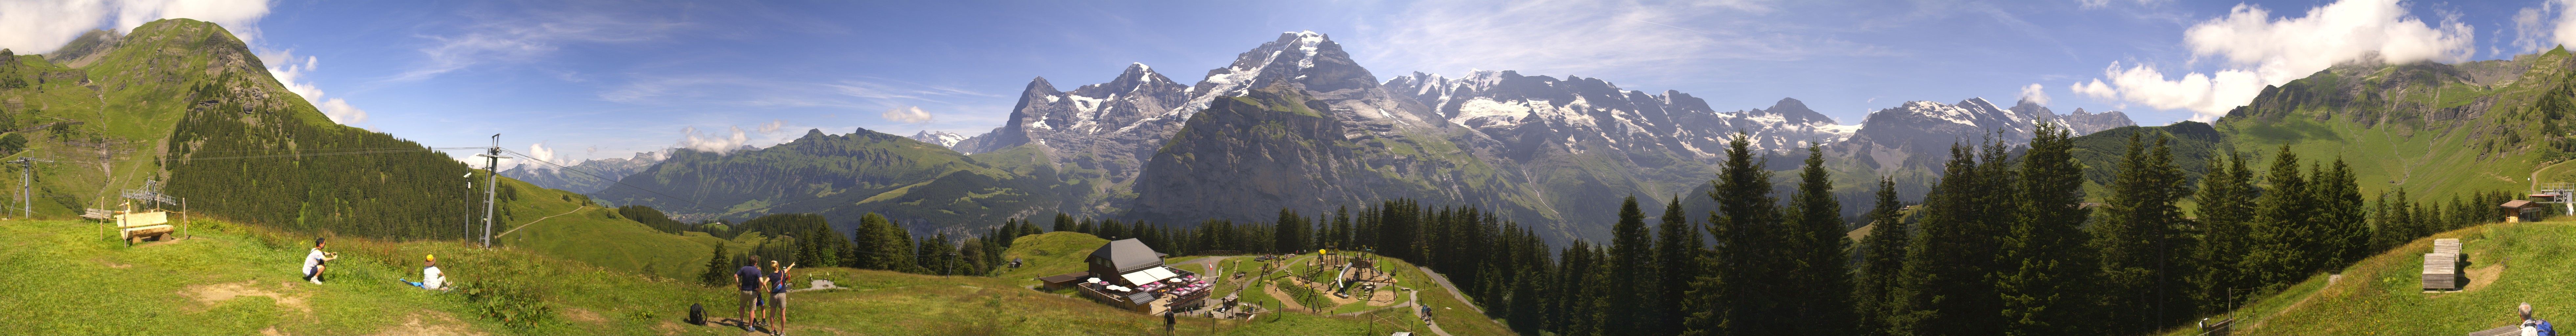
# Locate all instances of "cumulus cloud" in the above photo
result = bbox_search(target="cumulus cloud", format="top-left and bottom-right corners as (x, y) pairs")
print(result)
(2018, 83), (2050, 106)
(259, 49), (369, 125)
(0, 0), (271, 54)
(675, 126), (748, 154)
(523, 142), (559, 171)
(2076, 0), (2472, 121)
(882, 106), (933, 124)
(2510, 0), (2576, 55)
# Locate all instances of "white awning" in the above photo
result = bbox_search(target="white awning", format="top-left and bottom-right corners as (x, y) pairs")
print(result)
(1122, 267), (1177, 285)
(1120, 271), (1160, 285)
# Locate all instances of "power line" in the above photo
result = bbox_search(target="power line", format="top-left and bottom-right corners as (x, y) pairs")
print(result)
(499, 148), (707, 209)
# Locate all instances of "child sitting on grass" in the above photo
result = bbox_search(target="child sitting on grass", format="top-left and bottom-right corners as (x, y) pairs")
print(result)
(400, 254), (449, 291)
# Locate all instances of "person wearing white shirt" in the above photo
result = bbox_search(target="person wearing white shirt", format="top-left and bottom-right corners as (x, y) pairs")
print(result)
(403, 254), (449, 290)
(301, 238), (336, 284)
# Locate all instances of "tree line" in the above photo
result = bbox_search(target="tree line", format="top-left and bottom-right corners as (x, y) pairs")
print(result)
(658, 122), (2502, 336)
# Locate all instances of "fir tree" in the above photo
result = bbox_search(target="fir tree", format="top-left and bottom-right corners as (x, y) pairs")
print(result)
(1997, 123), (2095, 336)
(1653, 195), (1699, 336)
(2091, 134), (2196, 333)
(1604, 196), (1655, 336)
(1686, 132), (1782, 336)
(1787, 145), (1854, 335)
(2243, 146), (2315, 288)
(2193, 151), (2257, 313)
(1854, 177), (1909, 336)
(1886, 143), (2007, 336)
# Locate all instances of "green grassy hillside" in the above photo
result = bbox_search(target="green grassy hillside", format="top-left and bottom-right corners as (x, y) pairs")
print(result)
(0, 218), (1301, 335)
(2167, 219), (2576, 335)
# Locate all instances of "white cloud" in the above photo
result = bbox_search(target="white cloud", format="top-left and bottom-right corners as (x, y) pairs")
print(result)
(260, 49), (368, 125)
(0, 0), (269, 54)
(522, 142), (559, 171)
(757, 120), (785, 134)
(1355, 0), (1880, 80)
(2511, 0), (2576, 55)
(315, 98), (368, 124)
(394, 9), (682, 82)
(882, 106), (934, 124)
(2018, 83), (2050, 106)
(2079, 0), (2472, 121)
(675, 126), (748, 154)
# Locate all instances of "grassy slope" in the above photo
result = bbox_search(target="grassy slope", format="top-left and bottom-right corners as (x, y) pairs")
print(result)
(488, 175), (733, 280)
(0, 218), (1222, 335)
(2172, 219), (2576, 335)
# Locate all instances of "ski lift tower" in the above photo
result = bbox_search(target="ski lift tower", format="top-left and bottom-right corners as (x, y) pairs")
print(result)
(2540, 182), (2576, 217)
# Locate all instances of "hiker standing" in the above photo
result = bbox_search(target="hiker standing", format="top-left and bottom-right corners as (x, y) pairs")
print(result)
(1164, 309), (1176, 333)
(301, 238), (337, 284)
(768, 261), (795, 335)
(2527, 302), (2560, 336)
(735, 255), (766, 331)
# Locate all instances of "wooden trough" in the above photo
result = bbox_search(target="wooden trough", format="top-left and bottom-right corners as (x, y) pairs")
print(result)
(2424, 239), (2465, 291)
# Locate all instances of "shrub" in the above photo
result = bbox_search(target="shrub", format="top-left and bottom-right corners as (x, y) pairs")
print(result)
(456, 278), (554, 330)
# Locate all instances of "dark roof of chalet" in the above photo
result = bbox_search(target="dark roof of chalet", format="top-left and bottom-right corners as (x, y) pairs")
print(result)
(2503, 200), (2540, 208)
(1091, 238), (1164, 274)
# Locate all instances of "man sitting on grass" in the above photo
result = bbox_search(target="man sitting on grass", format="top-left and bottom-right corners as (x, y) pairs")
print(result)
(401, 254), (449, 291)
(301, 238), (337, 284)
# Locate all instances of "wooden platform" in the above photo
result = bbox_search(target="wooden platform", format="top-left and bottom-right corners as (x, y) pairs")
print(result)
(2468, 324), (2521, 336)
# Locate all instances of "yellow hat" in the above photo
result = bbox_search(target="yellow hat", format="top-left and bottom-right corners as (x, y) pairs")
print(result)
(426, 254), (435, 262)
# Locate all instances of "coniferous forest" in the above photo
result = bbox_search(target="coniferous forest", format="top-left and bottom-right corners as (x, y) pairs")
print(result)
(636, 121), (2513, 336)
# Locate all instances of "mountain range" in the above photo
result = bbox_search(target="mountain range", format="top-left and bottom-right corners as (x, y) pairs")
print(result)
(592, 31), (2138, 242)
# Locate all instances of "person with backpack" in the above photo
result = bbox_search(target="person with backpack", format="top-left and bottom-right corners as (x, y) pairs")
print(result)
(301, 238), (337, 284)
(2528, 302), (2560, 336)
(767, 260), (795, 335)
(735, 255), (766, 332)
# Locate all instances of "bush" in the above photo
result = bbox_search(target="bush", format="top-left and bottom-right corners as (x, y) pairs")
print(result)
(456, 278), (554, 330)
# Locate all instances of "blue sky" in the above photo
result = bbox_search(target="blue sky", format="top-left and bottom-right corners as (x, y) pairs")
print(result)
(0, 0), (2568, 165)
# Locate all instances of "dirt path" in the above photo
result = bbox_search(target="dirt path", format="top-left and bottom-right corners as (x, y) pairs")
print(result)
(1264, 282), (1309, 312)
(1413, 289), (1455, 336)
(1416, 266), (1482, 314)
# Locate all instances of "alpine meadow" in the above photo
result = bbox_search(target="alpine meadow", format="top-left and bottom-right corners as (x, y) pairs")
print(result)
(14, 1), (2576, 335)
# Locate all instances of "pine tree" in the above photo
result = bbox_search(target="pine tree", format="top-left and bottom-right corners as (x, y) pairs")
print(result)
(1653, 195), (1699, 336)
(1997, 123), (2096, 336)
(2321, 159), (2368, 266)
(700, 244), (732, 286)
(1886, 143), (2007, 336)
(1787, 145), (1854, 335)
(1604, 196), (1654, 336)
(2193, 151), (2257, 313)
(2243, 146), (2314, 288)
(1686, 132), (1782, 336)
(2091, 134), (2196, 333)
(1052, 213), (1074, 233)
(1854, 177), (1908, 336)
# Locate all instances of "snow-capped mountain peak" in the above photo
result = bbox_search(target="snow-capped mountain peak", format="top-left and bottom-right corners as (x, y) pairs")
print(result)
(909, 130), (968, 148)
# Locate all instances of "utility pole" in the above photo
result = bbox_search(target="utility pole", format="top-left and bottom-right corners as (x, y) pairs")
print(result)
(474, 135), (511, 248)
(8, 157), (52, 220)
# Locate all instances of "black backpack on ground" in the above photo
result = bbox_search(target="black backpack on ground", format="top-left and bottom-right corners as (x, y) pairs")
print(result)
(688, 303), (706, 325)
